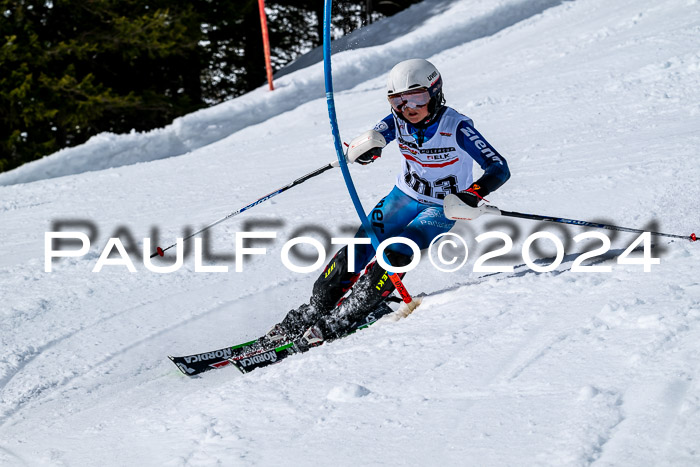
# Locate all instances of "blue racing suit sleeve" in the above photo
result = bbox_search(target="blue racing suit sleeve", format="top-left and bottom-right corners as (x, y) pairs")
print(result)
(373, 115), (396, 145)
(456, 120), (510, 195)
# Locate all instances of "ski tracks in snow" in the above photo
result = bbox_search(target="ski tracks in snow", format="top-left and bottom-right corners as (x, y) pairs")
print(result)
(442, 273), (625, 464)
(406, 247), (700, 465)
(0, 273), (303, 430)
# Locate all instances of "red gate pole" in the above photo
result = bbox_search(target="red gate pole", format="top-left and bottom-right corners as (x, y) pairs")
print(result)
(258, 0), (275, 91)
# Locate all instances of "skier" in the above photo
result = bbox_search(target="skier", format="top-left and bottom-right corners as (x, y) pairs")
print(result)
(270, 58), (511, 347)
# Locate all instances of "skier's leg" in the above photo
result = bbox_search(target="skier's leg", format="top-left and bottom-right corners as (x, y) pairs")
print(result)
(398, 205), (456, 255)
(335, 204), (455, 324)
(310, 186), (423, 309)
(302, 204), (456, 343)
(310, 245), (364, 313)
(271, 188), (425, 341)
(276, 188), (421, 334)
(275, 226), (388, 337)
(303, 249), (413, 343)
(276, 245), (362, 337)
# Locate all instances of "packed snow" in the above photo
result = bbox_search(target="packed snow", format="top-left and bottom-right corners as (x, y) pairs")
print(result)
(1, 0), (699, 465)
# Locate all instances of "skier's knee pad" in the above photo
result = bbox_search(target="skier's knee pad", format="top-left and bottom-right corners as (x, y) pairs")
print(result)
(311, 246), (361, 312)
(316, 246), (352, 286)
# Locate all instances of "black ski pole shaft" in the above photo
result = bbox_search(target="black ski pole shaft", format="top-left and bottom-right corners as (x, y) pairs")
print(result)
(498, 209), (697, 242)
(151, 160), (340, 258)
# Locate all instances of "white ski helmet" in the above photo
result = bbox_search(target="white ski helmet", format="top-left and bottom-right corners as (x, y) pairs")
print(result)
(386, 59), (444, 124)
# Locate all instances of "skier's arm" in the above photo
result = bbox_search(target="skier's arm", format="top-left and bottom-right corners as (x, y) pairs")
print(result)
(456, 120), (510, 204)
(373, 115), (396, 144)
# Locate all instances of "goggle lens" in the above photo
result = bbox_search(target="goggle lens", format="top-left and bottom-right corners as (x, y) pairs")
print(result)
(388, 89), (430, 111)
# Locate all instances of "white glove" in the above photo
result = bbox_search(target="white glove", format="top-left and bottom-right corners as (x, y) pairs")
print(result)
(346, 130), (386, 165)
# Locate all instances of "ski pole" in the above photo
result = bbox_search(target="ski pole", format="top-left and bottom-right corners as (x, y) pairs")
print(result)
(151, 160), (340, 258)
(443, 194), (697, 242)
(498, 209), (695, 241)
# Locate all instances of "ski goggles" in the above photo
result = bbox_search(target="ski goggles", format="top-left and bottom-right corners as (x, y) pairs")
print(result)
(387, 89), (430, 111)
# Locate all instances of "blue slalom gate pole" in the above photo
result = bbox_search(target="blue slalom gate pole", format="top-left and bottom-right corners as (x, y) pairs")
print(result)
(322, 0), (413, 304)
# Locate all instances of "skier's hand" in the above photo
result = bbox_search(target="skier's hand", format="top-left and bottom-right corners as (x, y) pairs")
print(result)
(459, 183), (488, 207)
(346, 130), (386, 165)
(355, 147), (382, 165)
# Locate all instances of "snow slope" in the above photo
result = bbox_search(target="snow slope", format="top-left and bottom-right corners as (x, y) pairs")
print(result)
(1, 0), (699, 465)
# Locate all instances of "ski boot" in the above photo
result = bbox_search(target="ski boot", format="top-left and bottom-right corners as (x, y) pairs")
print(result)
(300, 252), (410, 346)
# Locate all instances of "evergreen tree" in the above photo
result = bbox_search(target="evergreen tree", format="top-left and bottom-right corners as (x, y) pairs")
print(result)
(0, 0), (420, 174)
(0, 0), (202, 172)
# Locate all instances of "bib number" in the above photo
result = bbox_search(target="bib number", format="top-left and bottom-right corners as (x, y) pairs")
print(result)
(404, 172), (458, 200)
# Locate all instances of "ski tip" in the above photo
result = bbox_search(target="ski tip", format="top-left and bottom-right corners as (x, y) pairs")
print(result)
(169, 356), (199, 377)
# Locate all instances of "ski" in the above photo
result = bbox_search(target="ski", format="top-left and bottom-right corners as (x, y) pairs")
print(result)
(169, 298), (399, 377)
(168, 338), (265, 376)
(229, 300), (402, 374)
(230, 341), (303, 374)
